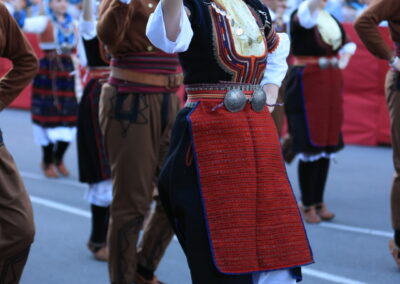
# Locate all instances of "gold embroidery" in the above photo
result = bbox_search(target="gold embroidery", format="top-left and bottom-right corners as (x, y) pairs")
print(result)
(213, 0), (266, 57)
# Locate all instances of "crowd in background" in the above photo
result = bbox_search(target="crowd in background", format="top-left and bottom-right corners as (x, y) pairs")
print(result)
(2, 0), (375, 23)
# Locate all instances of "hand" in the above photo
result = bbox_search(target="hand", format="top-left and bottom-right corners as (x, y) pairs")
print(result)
(390, 56), (400, 72)
(10, 0), (25, 11)
(338, 52), (352, 69)
(263, 84), (279, 113)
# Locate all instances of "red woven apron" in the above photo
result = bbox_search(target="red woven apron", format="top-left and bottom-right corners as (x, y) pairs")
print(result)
(301, 65), (344, 147)
(187, 101), (313, 274)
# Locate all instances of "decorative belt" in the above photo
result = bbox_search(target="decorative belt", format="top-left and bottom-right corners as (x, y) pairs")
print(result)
(43, 49), (74, 58)
(293, 56), (339, 69)
(85, 67), (110, 81)
(185, 83), (283, 112)
(110, 67), (184, 90)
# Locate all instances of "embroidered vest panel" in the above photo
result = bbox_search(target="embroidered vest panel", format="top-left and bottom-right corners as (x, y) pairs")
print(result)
(180, 0), (273, 85)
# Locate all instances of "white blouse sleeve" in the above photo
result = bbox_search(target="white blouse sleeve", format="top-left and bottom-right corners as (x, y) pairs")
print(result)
(339, 42), (357, 55)
(146, 2), (193, 54)
(261, 33), (290, 88)
(79, 18), (97, 41)
(22, 16), (48, 34)
(297, 0), (319, 29)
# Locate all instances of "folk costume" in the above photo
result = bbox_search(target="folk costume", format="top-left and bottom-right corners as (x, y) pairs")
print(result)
(0, 3), (37, 283)
(77, 0), (112, 261)
(97, 0), (180, 282)
(284, 1), (356, 223)
(354, 0), (400, 267)
(21, 9), (78, 178)
(147, 0), (313, 283)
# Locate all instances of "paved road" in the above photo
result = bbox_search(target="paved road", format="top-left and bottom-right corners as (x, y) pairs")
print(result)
(1, 108), (400, 284)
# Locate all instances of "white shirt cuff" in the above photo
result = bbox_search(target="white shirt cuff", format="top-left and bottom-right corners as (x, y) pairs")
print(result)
(146, 3), (193, 54)
(339, 42), (357, 55)
(261, 33), (290, 88)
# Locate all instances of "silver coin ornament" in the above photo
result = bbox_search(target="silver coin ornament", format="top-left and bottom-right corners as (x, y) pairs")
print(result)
(224, 89), (247, 112)
(251, 88), (266, 112)
(318, 57), (329, 69)
(330, 57), (339, 68)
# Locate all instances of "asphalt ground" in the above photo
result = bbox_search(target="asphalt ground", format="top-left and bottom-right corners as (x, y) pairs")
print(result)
(1, 108), (400, 284)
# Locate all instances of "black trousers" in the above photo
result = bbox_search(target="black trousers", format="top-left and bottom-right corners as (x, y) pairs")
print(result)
(158, 108), (300, 284)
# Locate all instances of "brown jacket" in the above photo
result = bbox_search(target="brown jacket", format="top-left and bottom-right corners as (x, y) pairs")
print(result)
(0, 3), (38, 111)
(97, 0), (160, 56)
(354, 0), (400, 60)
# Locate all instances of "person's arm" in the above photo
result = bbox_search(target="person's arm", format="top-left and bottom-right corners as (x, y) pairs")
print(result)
(79, 0), (96, 40)
(338, 42), (357, 69)
(0, 4), (38, 111)
(146, 0), (193, 53)
(296, 0), (323, 29)
(20, 15), (48, 33)
(161, 0), (183, 41)
(354, 0), (400, 70)
(96, 0), (132, 46)
(261, 33), (290, 112)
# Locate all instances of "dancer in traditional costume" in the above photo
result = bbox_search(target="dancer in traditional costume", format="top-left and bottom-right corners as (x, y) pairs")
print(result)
(0, 3), (37, 283)
(97, 0), (181, 282)
(284, 0), (356, 224)
(354, 0), (400, 268)
(77, 0), (111, 262)
(20, 0), (78, 178)
(146, 0), (313, 283)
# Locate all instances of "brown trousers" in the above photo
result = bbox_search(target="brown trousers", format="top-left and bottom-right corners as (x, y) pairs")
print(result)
(0, 133), (35, 284)
(99, 84), (179, 284)
(386, 70), (400, 230)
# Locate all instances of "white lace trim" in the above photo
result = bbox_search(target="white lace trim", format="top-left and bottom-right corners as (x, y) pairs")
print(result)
(298, 152), (336, 162)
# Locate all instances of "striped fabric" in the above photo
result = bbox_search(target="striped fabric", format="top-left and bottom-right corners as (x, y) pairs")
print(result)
(109, 52), (181, 93)
(32, 54), (78, 127)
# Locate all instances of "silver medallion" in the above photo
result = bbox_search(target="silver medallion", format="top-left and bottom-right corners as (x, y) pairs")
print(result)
(318, 57), (329, 69)
(251, 88), (266, 112)
(330, 57), (339, 68)
(224, 89), (247, 112)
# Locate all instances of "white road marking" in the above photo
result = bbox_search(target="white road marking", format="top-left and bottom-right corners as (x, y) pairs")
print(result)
(318, 222), (392, 238)
(23, 170), (393, 240)
(30, 195), (90, 218)
(30, 194), (369, 284)
(20, 171), (86, 189)
(303, 268), (367, 284)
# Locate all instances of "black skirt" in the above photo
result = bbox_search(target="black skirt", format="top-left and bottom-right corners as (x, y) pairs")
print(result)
(77, 78), (111, 183)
